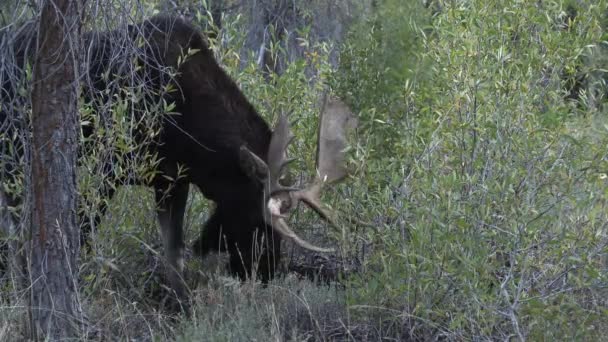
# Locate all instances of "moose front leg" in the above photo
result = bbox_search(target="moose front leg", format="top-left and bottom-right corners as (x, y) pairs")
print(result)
(225, 223), (281, 283)
(155, 182), (189, 311)
(192, 209), (227, 257)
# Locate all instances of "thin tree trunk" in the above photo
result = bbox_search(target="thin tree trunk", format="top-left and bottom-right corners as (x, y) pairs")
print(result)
(243, 0), (288, 76)
(29, 0), (82, 339)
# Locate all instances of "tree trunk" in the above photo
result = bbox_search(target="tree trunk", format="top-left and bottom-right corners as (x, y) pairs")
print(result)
(242, 0), (355, 75)
(28, 0), (82, 339)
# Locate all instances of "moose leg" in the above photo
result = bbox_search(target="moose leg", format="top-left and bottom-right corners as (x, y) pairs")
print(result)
(226, 237), (249, 281)
(257, 227), (281, 283)
(155, 182), (189, 310)
(226, 225), (281, 283)
(192, 209), (227, 257)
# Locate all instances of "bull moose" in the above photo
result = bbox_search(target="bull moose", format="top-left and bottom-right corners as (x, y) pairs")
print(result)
(0, 15), (356, 306)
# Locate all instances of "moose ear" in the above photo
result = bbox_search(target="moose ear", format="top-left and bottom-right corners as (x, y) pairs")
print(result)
(239, 146), (268, 183)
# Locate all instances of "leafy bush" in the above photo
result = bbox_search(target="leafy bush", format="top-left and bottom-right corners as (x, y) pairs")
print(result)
(4, 1), (608, 340)
(335, 0), (608, 340)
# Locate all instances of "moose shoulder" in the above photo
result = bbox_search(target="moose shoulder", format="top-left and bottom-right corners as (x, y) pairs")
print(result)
(0, 15), (356, 307)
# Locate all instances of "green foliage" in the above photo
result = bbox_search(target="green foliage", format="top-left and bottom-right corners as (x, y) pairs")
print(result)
(5, 0), (608, 340)
(336, 0), (608, 340)
(75, 2), (608, 339)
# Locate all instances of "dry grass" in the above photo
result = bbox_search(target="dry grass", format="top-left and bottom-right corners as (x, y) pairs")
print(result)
(1, 185), (374, 341)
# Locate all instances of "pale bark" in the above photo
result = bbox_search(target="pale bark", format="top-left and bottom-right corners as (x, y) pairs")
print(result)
(241, 0), (356, 75)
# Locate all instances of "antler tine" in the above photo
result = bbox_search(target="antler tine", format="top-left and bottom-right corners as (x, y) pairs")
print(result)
(267, 114), (296, 193)
(315, 96), (357, 185)
(292, 96), (357, 225)
(291, 180), (336, 225)
(272, 216), (335, 253)
(265, 97), (356, 253)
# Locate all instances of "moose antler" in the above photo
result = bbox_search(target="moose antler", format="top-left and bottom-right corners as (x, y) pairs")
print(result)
(291, 96), (358, 224)
(267, 114), (296, 194)
(266, 96), (357, 253)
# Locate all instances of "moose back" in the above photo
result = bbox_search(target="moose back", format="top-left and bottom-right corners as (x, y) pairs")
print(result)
(0, 15), (355, 305)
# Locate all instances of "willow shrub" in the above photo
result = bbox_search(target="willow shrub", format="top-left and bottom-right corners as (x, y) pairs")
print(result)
(334, 0), (608, 340)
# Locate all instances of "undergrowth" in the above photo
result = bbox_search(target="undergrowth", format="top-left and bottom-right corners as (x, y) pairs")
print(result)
(2, 1), (608, 341)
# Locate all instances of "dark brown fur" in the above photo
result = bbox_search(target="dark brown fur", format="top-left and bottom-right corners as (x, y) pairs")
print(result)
(1, 16), (282, 302)
(133, 16), (281, 286)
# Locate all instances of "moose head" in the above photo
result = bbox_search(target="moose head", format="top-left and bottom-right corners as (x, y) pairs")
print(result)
(238, 96), (357, 255)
